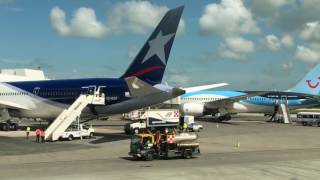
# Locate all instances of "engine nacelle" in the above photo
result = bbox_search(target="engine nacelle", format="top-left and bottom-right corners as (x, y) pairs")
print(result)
(181, 103), (205, 116)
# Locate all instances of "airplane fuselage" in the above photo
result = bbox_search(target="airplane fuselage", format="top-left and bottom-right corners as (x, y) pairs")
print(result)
(1, 78), (174, 120)
(181, 90), (318, 114)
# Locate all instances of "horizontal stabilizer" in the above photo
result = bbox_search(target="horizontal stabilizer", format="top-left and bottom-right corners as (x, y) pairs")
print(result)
(125, 77), (162, 97)
(183, 83), (228, 93)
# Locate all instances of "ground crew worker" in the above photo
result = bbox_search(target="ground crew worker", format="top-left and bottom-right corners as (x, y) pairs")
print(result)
(35, 128), (41, 143)
(40, 129), (45, 143)
(26, 126), (31, 139)
(183, 122), (188, 132)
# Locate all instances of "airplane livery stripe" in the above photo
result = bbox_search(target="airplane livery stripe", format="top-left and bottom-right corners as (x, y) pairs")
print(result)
(126, 66), (163, 77)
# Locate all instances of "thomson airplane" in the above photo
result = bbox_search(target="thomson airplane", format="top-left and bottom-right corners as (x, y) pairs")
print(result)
(179, 65), (320, 121)
(0, 6), (216, 121)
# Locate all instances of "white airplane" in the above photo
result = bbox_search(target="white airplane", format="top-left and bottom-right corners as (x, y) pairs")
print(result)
(175, 65), (320, 121)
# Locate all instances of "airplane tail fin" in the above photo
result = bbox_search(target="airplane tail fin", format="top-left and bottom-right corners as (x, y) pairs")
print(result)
(289, 64), (320, 95)
(120, 6), (184, 86)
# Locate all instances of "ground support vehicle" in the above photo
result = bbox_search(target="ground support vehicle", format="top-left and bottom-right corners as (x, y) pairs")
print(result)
(0, 120), (18, 131)
(59, 124), (94, 141)
(296, 112), (320, 127)
(129, 130), (200, 161)
(124, 109), (180, 134)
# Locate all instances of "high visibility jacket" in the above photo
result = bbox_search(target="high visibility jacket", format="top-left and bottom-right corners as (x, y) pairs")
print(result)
(35, 129), (41, 136)
(183, 123), (188, 129)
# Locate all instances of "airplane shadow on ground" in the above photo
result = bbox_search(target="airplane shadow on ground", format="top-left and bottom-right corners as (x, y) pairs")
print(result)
(89, 132), (131, 144)
(196, 118), (240, 125)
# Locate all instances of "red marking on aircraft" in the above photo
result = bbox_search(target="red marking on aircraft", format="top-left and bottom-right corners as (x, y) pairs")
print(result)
(126, 66), (162, 77)
(306, 79), (320, 89)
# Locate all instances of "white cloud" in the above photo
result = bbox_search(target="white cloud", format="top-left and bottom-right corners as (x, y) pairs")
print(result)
(128, 46), (139, 59)
(108, 1), (185, 35)
(50, 2), (185, 38)
(251, 0), (293, 18)
(219, 36), (255, 60)
(295, 45), (320, 63)
(199, 0), (260, 36)
(300, 21), (320, 43)
(264, 34), (294, 51)
(281, 34), (294, 47)
(50, 6), (108, 38)
(264, 34), (281, 51)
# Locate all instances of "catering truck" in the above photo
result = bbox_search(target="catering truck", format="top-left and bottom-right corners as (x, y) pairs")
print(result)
(124, 109), (180, 134)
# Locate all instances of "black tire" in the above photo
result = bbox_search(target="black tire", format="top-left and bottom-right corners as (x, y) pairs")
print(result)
(2, 124), (8, 131)
(318, 122), (320, 127)
(302, 122), (307, 126)
(145, 152), (153, 161)
(133, 128), (139, 134)
(89, 132), (94, 139)
(183, 149), (192, 159)
(12, 124), (18, 131)
(68, 135), (73, 141)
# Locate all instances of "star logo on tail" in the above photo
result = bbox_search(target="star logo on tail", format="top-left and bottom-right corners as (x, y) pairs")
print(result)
(141, 30), (175, 65)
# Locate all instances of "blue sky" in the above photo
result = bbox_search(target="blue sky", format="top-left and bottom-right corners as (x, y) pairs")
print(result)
(0, 0), (320, 90)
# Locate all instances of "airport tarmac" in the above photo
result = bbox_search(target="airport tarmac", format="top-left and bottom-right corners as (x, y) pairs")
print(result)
(0, 116), (320, 180)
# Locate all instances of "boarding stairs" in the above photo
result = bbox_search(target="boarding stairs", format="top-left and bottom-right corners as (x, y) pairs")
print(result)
(45, 88), (105, 141)
(278, 97), (291, 124)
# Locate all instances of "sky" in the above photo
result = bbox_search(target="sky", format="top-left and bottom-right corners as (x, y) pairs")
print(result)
(0, 0), (320, 91)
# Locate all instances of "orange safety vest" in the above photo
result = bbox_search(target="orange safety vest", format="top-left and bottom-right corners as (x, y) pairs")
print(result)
(35, 129), (41, 136)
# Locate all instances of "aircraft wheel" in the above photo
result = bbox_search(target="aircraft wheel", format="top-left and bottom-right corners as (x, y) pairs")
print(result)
(145, 152), (153, 161)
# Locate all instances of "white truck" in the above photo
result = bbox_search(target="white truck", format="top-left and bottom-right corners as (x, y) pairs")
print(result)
(60, 124), (95, 141)
(124, 109), (180, 134)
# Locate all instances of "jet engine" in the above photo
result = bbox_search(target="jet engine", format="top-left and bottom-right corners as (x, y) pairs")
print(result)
(181, 103), (205, 116)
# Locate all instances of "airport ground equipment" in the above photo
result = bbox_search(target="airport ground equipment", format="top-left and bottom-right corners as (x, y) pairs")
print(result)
(124, 109), (180, 134)
(0, 120), (18, 131)
(129, 130), (200, 161)
(296, 112), (320, 127)
(279, 97), (291, 124)
(45, 87), (105, 141)
(182, 115), (203, 132)
(59, 123), (94, 141)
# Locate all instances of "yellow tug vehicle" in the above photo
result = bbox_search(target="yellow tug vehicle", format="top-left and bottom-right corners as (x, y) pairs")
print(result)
(129, 130), (200, 161)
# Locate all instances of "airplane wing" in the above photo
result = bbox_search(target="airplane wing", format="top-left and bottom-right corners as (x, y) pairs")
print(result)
(182, 83), (228, 93)
(0, 99), (31, 110)
(205, 91), (267, 108)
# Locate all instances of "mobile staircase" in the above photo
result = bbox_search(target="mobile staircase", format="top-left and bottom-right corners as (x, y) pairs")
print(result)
(45, 87), (105, 141)
(278, 97), (291, 124)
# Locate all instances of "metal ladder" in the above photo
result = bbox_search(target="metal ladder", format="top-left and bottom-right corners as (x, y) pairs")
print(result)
(45, 88), (105, 141)
(279, 100), (291, 124)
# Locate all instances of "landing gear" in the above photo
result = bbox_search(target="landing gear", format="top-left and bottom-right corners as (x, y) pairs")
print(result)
(216, 115), (231, 122)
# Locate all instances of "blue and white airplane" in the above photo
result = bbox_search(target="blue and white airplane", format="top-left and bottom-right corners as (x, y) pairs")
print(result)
(0, 7), (192, 121)
(180, 65), (320, 121)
